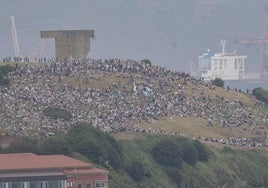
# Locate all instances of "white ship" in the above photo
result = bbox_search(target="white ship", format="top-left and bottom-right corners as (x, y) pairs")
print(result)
(191, 40), (247, 81)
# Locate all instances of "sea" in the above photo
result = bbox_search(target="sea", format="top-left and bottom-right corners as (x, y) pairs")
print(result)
(225, 80), (268, 92)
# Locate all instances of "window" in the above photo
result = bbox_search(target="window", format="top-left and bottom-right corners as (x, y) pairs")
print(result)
(59, 181), (65, 188)
(213, 60), (217, 68)
(239, 59), (243, 69)
(219, 61), (223, 70)
(0, 183), (6, 188)
(234, 59), (237, 69)
(30, 182), (40, 188)
(95, 181), (107, 188)
(11, 183), (22, 188)
(86, 182), (91, 188)
(77, 182), (83, 188)
(224, 59), (227, 68)
(48, 181), (58, 188)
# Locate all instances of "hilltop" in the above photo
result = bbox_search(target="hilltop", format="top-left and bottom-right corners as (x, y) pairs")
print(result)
(0, 59), (267, 148)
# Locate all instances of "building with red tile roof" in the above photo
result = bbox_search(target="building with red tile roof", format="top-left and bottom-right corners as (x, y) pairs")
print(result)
(0, 153), (108, 188)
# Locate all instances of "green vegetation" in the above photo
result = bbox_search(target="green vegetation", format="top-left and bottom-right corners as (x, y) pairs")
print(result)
(1, 123), (268, 188)
(125, 160), (151, 182)
(42, 107), (72, 121)
(141, 59), (152, 66)
(67, 123), (123, 169)
(5, 137), (42, 154)
(41, 136), (73, 155)
(150, 137), (208, 168)
(252, 87), (268, 104)
(0, 65), (16, 86)
(212, 78), (224, 88)
(193, 140), (209, 162)
(151, 137), (183, 168)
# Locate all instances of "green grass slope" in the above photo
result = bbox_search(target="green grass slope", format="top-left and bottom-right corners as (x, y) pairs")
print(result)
(109, 136), (268, 188)
(1, 122), (267, 188)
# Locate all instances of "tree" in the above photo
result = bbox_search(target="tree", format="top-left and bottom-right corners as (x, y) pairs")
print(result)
(151, 138), (183, 168)
(125, 161), (151, 182)
(7, 137), (42, 154)
(0, 65), (15, 75)
(212, 78), (224, 88)
(176, 138), (199, 165)
(193, 140), (209, 162)
(67, 123), (123, 168)
(141, 59), (152, 66)
(166, 167), (182, 186)
(0, 65), (15, 86)
(43, 107), (72, 121)
(41, 136), (73, 155)
(252, 87), (268, 104)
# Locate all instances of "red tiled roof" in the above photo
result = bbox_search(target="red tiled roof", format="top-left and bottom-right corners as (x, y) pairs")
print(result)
(0, 153), (93, 171)
(64, 167), (109, 175)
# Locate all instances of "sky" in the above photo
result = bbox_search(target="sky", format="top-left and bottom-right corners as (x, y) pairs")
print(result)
(1, 0), (268, 72)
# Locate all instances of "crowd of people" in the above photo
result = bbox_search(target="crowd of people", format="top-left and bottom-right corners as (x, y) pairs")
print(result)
(0, 58), (267, 147)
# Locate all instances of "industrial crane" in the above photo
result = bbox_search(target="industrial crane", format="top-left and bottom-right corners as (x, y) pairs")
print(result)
(237, 5), (268, 79)
(10, 16), (22, 59)
(238, 38), (268, 79)
(31, 39), (47, 61)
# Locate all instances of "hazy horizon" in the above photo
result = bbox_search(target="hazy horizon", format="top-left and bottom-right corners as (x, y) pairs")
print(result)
(1, 0), (268, 73)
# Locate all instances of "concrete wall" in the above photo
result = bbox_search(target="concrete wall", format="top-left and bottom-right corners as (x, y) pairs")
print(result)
(40, 30), (94, 60)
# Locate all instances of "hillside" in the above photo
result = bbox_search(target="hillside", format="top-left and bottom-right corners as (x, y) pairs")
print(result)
(1, 122), (268, 188)
(114, 136), (268, 188)
(0, 60), (267, 148)
(0, 60), (268, 187)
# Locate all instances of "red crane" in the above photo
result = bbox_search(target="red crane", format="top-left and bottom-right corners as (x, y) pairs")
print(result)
(238, 38), (268, 79)
(238, 5), (268, 79)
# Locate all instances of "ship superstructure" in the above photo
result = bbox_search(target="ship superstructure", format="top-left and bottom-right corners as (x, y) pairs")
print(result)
(193, 40), (247, 81)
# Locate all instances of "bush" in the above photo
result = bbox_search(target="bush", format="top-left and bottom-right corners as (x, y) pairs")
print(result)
(252, 87), (268, 104)
(166, 167), (182, 186)
(151, 138), (183, 168)
(107, 146), (123, 169)
(67, 123), (123, 168)
(41, 136), (73, 155)
(176, 138), (199, 165)
(0, 65), (15, 75)
(43, 107), (72, 121)
(221, 146), (235, 154)
(125, 161), (151, 182)
(0, 75), (10, 86)
(193, 140), (209, 162)
(0, 65), (15, 86)
(212, 78), (224, 88)
(141, 59), (152, 66)
(151, 137), (210, 168)
(7, 137), (42, 154)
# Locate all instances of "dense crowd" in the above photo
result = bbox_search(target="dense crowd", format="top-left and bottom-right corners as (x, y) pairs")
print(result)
(0, 58), (267, 147)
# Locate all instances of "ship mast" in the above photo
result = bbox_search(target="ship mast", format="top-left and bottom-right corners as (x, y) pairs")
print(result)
(220, 39), (226, 54)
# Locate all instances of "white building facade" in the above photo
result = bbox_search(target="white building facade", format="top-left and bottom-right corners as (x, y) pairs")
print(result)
(194, 40), (247, 81)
